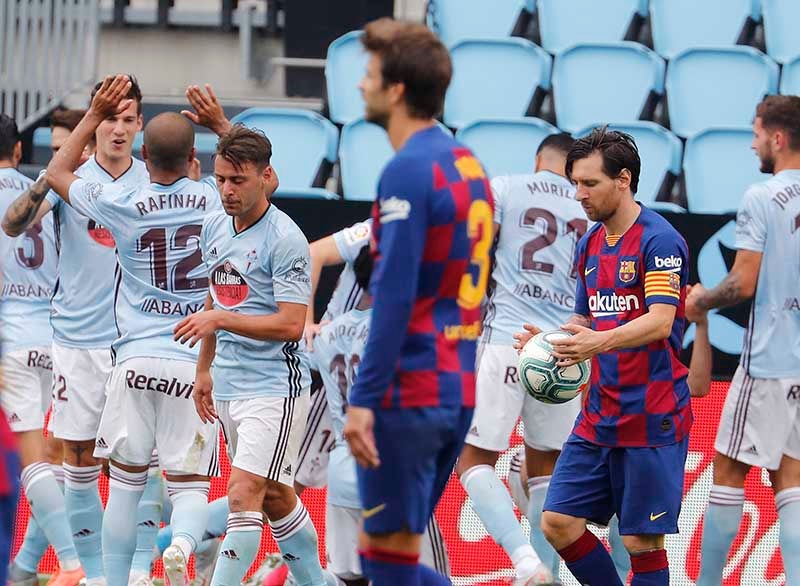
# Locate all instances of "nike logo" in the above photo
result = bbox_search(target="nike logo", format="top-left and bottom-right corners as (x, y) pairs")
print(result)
(362, 503), (386, 519)
(650, 511), (667, 521)
(584, 266), (596, 276)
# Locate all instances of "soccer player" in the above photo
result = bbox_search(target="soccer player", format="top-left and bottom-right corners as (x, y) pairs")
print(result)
(173, 124), (327, 586)
(456, 133), (581, 584)
(514, 128), (692, 585)
(0, 406), (20, 586)
(341, 19), (493, 586)
(46, 75), (220, 586)
(0, 114), (84, 586)
(687, 95), (800, 585)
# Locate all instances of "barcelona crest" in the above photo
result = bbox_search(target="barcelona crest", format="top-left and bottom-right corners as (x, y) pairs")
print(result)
(618, 260), (636, 283)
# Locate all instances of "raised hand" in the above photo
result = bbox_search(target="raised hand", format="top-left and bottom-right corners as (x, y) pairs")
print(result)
(182, 84), (232, 136)
(89, 75), (133, 119)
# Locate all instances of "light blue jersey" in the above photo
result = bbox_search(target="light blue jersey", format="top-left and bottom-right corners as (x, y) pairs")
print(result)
(322, 218), (371, 321)
(310, 307), (371, 509)
(736, 169), (800, 378)
(482, 171), (589, 345)
(0, 168), (57, 352)
(45, 156), (150, 348)
(201, 204), (312, 401)
(65, 175), (220, 363)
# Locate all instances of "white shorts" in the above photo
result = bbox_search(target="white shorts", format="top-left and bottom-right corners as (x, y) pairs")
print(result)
(294, 386), (335, 488)
(466, 344), (580, 452)
(715, 366), (800, 470)
(216, 393), (310, 486)
(94, 357), (220, 475)
(50, 343), (112, 441)
(1, 347), (53, 433)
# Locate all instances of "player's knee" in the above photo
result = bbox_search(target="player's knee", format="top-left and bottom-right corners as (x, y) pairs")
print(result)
(226, 471), (267, 512)
(261, 480), (296, 519)
(541, 510), (579, 546)
(622, 534), (664, 555)
(712, 452), (749, 487)
(455, 445), (498, 476)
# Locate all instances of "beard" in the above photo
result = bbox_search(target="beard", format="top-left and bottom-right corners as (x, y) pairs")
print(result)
(759, 153), (775, 174)
(364, 105), (390, 130)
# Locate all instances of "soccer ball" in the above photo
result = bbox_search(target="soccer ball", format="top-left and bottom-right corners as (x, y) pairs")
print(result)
(518, 330), (591, 404)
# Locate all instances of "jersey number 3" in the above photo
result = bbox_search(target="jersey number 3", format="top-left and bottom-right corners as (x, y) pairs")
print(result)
(458, 199), (493, 310)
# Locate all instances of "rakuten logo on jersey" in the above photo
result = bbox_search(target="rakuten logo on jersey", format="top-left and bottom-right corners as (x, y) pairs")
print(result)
(588, 291), (640, 317)
(654, 255), (683, 270)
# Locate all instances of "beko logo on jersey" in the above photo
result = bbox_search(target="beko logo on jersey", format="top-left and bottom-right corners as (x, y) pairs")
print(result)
(379, 197), (411, 223)
(588, 291), (641, 317)
(125, 370), (193, 399)
(654, 255), (683, 270)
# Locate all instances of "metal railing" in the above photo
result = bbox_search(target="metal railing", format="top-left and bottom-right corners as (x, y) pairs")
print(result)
(0, 0), (100, 131)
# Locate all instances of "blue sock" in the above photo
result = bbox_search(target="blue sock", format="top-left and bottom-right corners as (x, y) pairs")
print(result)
(270, 501), (325, 586)
(777, 488), (800, 585)
(130, 466), (163, 577)
(607, 515), (631, 584)
(14, 511), (50, 573)
(103, 465), (147, 586)
(209, 512), (263, 586)
(527, 476), (559, 579)
(419, 564), (451, 585)
(166, 480), (210, 561)
(360, 548), (420, 586)
(206, 496), (230, 538)
(558, 530), (622, 586)
(697, 485), (744, 586)
(22, 462), (81, 570)
(64, 463), (104, 580)
(630, 549), (668, 585)
(460, 465), (540, 576)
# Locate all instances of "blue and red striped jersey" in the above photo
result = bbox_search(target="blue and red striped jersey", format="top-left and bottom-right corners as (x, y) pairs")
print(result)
(349, 126), (494, 410)
(572, 205), (692, 447)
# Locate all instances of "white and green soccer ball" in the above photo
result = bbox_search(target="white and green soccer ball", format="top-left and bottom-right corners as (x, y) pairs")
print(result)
(518, 330), (591, 404)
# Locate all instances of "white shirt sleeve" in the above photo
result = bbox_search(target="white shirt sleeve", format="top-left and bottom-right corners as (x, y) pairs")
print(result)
(490, 176), (508, 225)
(332, 219), (372, 264)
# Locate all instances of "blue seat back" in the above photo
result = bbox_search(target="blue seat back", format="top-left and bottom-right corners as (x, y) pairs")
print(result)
(537, 0), (643, 54)
(339, 118), (394, 201)
(763, 0), (800, 64)
(32, 127), (52, 164)
(427, 0), (527, 47)
(325, 31), (368, 125)
(780, 55), (800, 95)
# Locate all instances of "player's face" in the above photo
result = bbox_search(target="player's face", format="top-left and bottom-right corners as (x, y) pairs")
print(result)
(94, 100), (142, 163)
(214, 156), (274, 217)
(50, 126), (70, 155)
(752, 117), (776, 174)
(571, 152), (624, 222)
(360, 54), (391, 129)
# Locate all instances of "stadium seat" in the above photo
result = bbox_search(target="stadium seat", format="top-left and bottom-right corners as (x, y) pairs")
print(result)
(230, 108), (339, 191)
(274, 188), (339, 200)
(780, 55), (800, 95)
(536, 0), (645, 55)
(426, 0), (529, 47)
(32, 127), (52, 165)
(444, 38), (552, 129)
(325, 31), (367, 125)
(574, 122), (685, 212)
(552, 42), (664, 134)
(683, 127), (770, 214)
(339, 118), (393, 201)
(455, 117), (558, 178)
(763, 0), (800, 64)
(650, 0), (759, 60)
(666, 47), (779, 138)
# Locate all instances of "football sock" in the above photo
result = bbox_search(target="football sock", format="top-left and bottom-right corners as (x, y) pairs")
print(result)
(558, 529), (622, 586)
(155, 494), (229, 555)
(269, 500), (325, 586)
(697, 485), (744, 586)
(167, 479), (210, 561)
(209, 512), (263, 586)
(129, 462), (163, 578)
(22, 462), (81, 571)
(64, 463), (104, 579)
(13, 510), (49, 573)
(460, 465), (541, 576)
(103, 465), (147, 586)
(630, 549), (669, 585)
(360, 548), (420, 586)
(607, 515), (631, 584)
(527, 476), (559, 579)
(776, 487), (800, 585)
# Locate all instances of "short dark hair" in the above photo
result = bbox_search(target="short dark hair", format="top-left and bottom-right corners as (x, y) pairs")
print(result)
(756, 95), (800, 151)
(0, 114), (21, 161)
(537, 132), (575, 156)
(144, 112), (194, 172)
(216, 124), (272, 171)
(51, 108), (86, 132)
(362, 18), (452, 120)
(566, 126), (641, 194)
(91, 74), (143, 115)
(353, 245), (373, 290)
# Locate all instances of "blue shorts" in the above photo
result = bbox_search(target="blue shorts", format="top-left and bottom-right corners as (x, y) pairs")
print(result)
(357, 405), (472, 535)
(544, 434), (688, 536)
(0, 450), (20, 584)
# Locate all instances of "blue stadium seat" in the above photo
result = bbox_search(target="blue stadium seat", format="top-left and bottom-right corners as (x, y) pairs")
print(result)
(763, 0), (800, 64)
(780, 55), (800, 95)
(455, 117), (558, 178)
(427, 0), (529, 47)
(683, 127), (770, 214)
(552, 42), (664, 134)
(274, 188), (339, 200)
(339, 118), (393, 201)
(444, 38), (552, 129)
(230, 108), (339, 191)
(325, 31), (367, 125)
(133, 131), (218, 172)
(575, 122), (685, 212)
(536, 0), (645, 55)
(32, 127), (52, 164)
(666, 47), (779, 138)
(650, 0), (759, 60)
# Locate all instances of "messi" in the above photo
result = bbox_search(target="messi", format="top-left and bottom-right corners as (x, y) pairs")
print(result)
(588, 291), (640, 315)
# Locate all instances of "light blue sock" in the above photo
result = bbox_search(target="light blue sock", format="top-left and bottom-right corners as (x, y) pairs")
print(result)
(527, 476), (559, 579)
(270, 501), (325, 586)
(64, 463), (105, 580)
(166, 479), (210, 561)
(607, 515), (631, 584)
(103, 464), (148, 586)
(13, 512), (50, 573)
(209, 512), (263, 586)
(130, 466), (163, 577)
(206, 496), (230, 538)
(697, 485), (744, 586)
(21, 462), (81, 570)
(776, 488), (800, 585)
(461, 465), (539, 574)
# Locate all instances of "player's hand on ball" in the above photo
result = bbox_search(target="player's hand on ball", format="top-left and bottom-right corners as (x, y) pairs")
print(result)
(89, 75), (133, 119)
(182, 84), (232, 136)
(551, 323), (608, 366)
(193, 370), (217, 423)
(344, 406), (380, 469)
(173, 310), (222, 347)
(513, 324), (542, 353)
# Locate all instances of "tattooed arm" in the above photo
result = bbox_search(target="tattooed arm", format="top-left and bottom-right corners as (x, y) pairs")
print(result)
(1, 173), (53, 237)
(687, 249), (762, 312)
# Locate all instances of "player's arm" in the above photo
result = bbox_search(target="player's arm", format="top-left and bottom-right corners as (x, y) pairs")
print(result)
(689, 250), (761, 311)
(193, 293), (218, 423)
(684, 283), (712, 397)
(307, 235), (343, 325)
(182, 84), (233, 137)
(1, 174), (53, 237)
